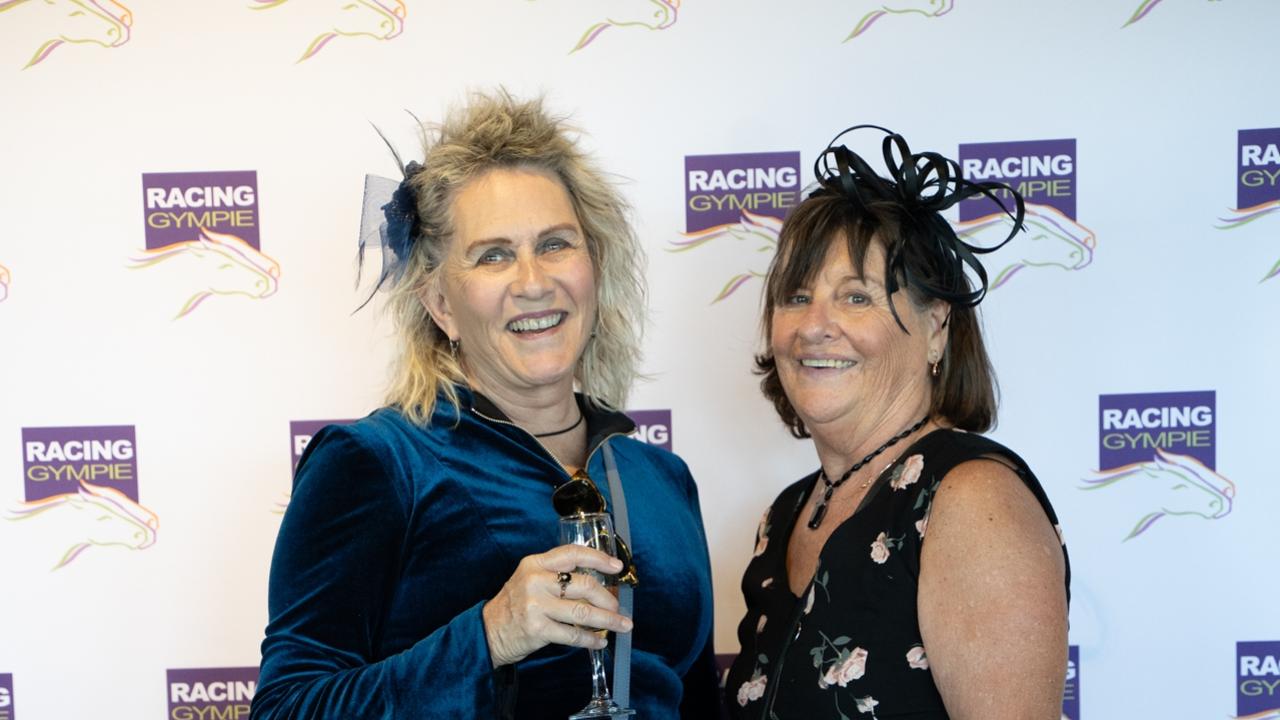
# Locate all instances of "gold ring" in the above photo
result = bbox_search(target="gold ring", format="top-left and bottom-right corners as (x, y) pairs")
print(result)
(557, 571), (572, 598)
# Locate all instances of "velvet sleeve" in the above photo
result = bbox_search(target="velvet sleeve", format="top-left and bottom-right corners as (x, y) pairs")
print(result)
(251, 426), (508, 719)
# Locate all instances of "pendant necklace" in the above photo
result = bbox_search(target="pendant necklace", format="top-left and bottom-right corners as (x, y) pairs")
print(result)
(807, 416), (929, 530)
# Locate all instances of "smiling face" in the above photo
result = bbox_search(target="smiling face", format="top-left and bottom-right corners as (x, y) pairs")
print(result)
(423, 167), (597, 402)
(769, 236), (947, 437)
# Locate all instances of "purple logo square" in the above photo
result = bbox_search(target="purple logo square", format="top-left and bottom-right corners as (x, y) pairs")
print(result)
(142, 171), (260, 249)
(626, 410), (672, 451)
(1237, 128), (1280, 209)
(684, 152), (800, 233)
(1062, 645), (1079, 719)
(959, 139), (1076, 221)
(1098, 391), (1215, 470)
(289, 420), (357, 473)
(0, 673), (13, 720)
(1238, 641), (1280, 715)
(22, 426), (138, 502)
(167, 667), (258, 717)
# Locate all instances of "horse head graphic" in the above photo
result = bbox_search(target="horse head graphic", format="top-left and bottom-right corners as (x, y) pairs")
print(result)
(1124, 0), (1223, 28)
(1081, 448), (1235, 541)
(564, 0), (680, 53)
(1216, 199), (1280, 282)
(251, 0), (407, 62)
(6, 481), (159, 569)
(0, 0), (132, 69)
(128, 227), (281, 319)
(0, 263), (10, 302)
(668, 208), (781, 303)
(272, 491), (291, 515)
(1235, 711), (1280, 720)
(956, 203), (1096, 290)
(845, 0), (954, 42)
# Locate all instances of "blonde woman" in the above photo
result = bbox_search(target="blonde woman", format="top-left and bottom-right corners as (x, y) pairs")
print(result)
(252, 93), (717, 719)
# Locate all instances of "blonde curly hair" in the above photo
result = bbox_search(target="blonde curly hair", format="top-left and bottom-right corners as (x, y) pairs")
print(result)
(379, 90), (645, 424)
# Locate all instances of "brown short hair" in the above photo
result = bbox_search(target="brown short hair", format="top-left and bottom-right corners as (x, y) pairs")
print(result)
(755, 192), (998, 438)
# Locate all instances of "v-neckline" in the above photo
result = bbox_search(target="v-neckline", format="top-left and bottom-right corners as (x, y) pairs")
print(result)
(779, 428), (946, 599)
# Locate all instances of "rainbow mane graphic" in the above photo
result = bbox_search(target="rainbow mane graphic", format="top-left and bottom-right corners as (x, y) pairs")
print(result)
(6, 481), (159, 569)
(1216, 199), (1280, 282)
(1124, 0), (1224, 27)
(128, 227), (281, 319)
(569, 0), (680, 53)
(1235, 711), (1280, 720)
(272, 491), (291, 515)
(1081, 448), (1235, 541)
(845, 0), (954, 42)
(0, 262), (10, 302)
(250, 0), (406, 62)
(668, 208), (781, 303)
(0, 0), (132, 69)
(956, 203), (1096, 290)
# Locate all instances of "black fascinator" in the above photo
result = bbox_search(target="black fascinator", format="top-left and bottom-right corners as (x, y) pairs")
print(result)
(357, 125), (426, 308)
(810, 125), (1025, 329)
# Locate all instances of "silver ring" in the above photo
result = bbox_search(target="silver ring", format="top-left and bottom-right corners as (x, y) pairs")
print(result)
(556, 571), (572, 598)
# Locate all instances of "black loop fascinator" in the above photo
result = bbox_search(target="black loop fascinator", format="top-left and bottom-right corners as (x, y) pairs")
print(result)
(357, 124), (427, 307)
(810, 125), (1025, 328)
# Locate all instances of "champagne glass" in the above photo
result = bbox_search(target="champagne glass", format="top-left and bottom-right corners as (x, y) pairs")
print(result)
(558, 512), (635, 719)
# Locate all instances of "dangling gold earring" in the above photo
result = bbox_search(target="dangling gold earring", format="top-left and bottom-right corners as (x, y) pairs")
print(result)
(931, 360), (941, 378)
(449, 338), (460, 361)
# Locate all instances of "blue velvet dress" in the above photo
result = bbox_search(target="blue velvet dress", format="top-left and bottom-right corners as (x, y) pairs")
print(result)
(252, 387), (718, 719)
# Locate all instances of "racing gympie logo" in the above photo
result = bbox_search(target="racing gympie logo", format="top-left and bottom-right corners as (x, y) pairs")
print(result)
(1123, 0), (1224, 27)
(0, 672), (11, 720)
(1062, 645), (1079, 720)
(844, 0), (953, 42)
(529, 0), (679, 53)
(1237, 641), (1280, 719)
(626, 409), (672, 451)
(249, 0), (406, 62)
(958, 138), (1095, 290)
(1083, 391), (1235, 541)
(6, 426), (158, 570)
(131, 171), (280, 318)
(168, 667), (257, 720)
(0, 0), (131, 69)
(669, 152), (800, 303)
(1217, 128), (1280, 282)
(0, 262), (9, 303)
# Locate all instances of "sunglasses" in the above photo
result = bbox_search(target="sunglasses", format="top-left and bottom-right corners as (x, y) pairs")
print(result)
(553, 469), (639, 586)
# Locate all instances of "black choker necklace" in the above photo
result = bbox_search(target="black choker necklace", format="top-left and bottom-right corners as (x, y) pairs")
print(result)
(533, 412), (584, 438)
(807, 416), (929, 530)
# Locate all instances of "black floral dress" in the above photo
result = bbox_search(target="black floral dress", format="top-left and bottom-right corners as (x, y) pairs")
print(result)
(725, 430), (1070, 719)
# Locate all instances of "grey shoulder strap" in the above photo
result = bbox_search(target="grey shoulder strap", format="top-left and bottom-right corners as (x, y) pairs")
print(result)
(601, 441), (633, 709)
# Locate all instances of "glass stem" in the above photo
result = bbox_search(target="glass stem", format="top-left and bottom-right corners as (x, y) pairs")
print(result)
(589, 647), (611, 702)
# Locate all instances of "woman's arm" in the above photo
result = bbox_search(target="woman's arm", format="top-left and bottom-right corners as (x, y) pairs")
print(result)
(251, 427), (506, 719)
(917, 458), (1068, 720)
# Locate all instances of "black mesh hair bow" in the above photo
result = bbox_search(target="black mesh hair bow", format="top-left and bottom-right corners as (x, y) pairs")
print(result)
(811, 124), (1026, 310)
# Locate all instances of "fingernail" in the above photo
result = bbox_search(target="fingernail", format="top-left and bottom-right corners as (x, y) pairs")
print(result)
(611, 558), (623, 570)
(620, 618), (633, 632)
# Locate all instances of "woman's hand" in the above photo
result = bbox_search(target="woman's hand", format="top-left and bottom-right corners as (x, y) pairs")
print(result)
(482, 544), (634, 668)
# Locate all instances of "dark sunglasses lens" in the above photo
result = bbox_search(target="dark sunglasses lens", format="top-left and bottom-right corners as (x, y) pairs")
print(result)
(615, 536), (638, 586)
(552, 477), (605, 516)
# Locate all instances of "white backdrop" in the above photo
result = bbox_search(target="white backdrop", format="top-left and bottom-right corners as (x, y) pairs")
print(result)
(2, 1), (1278, 718)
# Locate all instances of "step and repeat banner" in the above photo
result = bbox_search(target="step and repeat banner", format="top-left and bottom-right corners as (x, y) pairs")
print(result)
(1, 1), (1277, 717)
